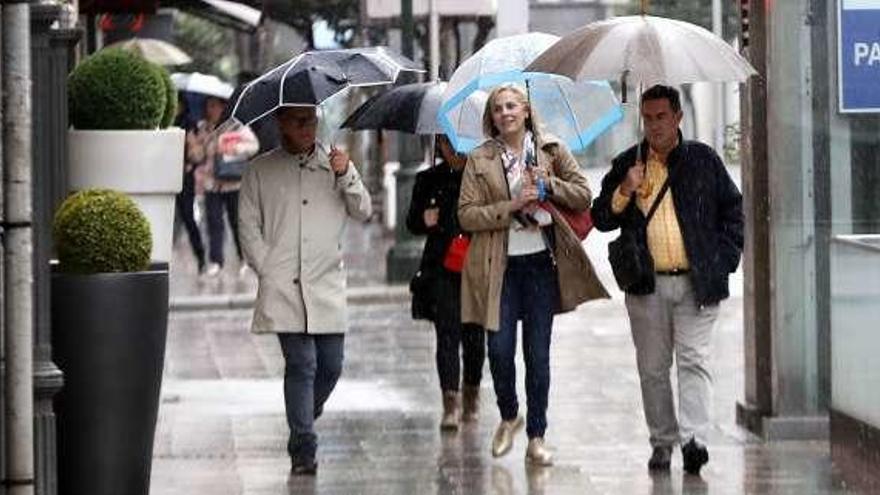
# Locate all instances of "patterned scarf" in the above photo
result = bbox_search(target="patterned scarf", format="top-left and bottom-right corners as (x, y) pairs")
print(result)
(497, 131), (536, 197)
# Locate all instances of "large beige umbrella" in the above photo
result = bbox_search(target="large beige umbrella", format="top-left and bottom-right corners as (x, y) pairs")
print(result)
(105, 38), (193, 66)
(526, 15), (756, 89)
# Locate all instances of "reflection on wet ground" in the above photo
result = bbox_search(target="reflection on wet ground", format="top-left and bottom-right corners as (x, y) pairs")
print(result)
(153, 299), (854, 494)
(155, 167), (856, 494)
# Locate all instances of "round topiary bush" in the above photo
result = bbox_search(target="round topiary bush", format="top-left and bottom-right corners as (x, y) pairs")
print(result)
(53, 189), (152, 274)
(156, 65), (178, 129)
(68, 49), (166, 130)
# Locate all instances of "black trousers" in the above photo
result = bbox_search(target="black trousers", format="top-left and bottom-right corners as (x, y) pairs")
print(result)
(175, 171), (205, 269)
(433, 271), (485, 392)
(205, 190), (243, 266)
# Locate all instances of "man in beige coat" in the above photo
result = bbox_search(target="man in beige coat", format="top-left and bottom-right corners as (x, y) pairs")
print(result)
(238, 106), (371, 475)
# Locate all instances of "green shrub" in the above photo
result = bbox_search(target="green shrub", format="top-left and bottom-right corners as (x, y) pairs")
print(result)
(68, 49), (166, 130)
(53, 189), (152, 274)
(156, 65), (178, 129)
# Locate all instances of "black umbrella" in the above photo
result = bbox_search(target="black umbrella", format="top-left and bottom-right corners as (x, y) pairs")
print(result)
(341, 81), (445, 135)
(227, 47), (423, 127)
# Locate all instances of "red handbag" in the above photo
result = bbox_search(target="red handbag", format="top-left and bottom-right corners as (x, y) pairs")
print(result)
(542, 148), (594, 241)
(443, 234), (470, 273)
(542, 203), (593, 241)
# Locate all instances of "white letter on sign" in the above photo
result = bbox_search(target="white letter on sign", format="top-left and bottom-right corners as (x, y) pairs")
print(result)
(855, 42), (869, 65)
(871, 43), (880, 65)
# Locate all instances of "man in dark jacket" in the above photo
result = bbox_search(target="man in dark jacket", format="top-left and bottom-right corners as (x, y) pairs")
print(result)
(592, 85), (743, 476)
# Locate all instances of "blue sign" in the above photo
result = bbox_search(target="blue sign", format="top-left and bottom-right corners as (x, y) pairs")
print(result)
(839, 0), (880, 112)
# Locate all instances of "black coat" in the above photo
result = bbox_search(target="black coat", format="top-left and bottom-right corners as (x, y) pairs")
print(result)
(406, 162), (465, 321)
(591, 135), (744, 306)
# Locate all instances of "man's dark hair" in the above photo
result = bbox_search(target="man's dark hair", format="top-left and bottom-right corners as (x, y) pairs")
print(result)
(641, 85), (681, 113)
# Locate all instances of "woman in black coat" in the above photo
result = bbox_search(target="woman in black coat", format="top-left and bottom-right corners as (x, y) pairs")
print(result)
(407, 134), (486, 431)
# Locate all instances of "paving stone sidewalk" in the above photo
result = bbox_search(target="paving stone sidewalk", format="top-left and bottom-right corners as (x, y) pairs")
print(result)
(153, 166), (851, 494)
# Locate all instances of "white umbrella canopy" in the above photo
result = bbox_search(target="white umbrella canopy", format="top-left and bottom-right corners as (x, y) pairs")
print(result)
(526, 15), (757, 87)
(442, 32), (560, 104)
(171, 72), (235, 100)
(440, 73), (623, 154)
(438, 32), (623, 153)
(105, 38), (193, 66)
(438, 32), (559, 152)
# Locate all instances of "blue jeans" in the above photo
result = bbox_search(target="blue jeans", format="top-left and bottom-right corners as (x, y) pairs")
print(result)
(277, 333), (345, 463)
(488, 250), (559, 438)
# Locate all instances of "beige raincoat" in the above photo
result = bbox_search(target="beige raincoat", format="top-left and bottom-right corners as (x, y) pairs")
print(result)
(238, 146), (371, 334)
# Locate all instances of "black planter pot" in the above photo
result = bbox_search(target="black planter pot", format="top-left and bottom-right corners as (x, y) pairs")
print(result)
(51, 264), (169, 495)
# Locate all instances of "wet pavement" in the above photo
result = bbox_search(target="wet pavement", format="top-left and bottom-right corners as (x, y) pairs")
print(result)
(153, 167), (853, 494)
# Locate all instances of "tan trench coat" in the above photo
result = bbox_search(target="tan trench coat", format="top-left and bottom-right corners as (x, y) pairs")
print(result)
(238, 146), (372, 334)
(458, 135), (609, 331)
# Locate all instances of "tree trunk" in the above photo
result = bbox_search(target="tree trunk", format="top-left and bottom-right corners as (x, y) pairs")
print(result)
(439, 17), (456, 80)
(472, 16), (494, 53)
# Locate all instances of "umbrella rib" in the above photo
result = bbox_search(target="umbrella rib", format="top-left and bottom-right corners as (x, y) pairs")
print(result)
(279, 53), (306, 107)
(641, 18), (667, 85)
(551, 77), (587, 151)
(230, 56), (300, 121)
(373, 49), (404, 81)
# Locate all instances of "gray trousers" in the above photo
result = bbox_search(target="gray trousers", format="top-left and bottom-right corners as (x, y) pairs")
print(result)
(625, 275), (719, 447)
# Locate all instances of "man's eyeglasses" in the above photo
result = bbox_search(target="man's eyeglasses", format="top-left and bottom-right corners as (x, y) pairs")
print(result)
(280, 115), (319, 128)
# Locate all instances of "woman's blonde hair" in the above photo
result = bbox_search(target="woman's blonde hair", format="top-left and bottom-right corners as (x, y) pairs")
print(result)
(481, 84), (538, 138)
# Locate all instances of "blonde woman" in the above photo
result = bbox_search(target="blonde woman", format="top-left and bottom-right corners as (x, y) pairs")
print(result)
(457, 85), (608, 465)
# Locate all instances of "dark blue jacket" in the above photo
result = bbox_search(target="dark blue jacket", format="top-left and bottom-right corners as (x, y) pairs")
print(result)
(592, 136), (743, 306)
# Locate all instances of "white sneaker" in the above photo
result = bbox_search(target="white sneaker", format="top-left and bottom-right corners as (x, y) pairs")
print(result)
(205, 263), (221, 277)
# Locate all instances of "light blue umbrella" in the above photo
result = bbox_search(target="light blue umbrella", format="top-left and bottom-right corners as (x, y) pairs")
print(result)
(436, 32), (623, 153)
(438, 70), (623, 154)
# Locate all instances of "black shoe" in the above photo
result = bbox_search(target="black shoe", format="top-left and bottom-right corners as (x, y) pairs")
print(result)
(648, 445), (672, 471)
(681, 438), (709, 476)
(290, 459), (318, 476)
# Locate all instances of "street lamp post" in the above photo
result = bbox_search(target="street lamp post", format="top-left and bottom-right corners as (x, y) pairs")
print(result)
(385, 0), (424, 283)
(30, 5), (82, 494)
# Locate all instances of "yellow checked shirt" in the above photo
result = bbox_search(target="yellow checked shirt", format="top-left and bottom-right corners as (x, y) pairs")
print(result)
(610, 147), (690, 272)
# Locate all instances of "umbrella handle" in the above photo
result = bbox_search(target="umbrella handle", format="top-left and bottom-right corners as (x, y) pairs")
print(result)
(319, 105), (336, 151)
(640, 0), (649, 15)
(524, 79), (539, 162)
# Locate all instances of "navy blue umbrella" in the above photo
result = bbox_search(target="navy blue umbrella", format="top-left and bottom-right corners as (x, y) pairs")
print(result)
(227, 47), (423, 127)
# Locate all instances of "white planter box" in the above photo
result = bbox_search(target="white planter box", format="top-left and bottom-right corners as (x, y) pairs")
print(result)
(68, 128), (185, 263)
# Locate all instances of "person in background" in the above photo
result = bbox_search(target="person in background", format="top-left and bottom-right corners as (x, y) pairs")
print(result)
(189, 94), (258, 277)
(407, 134), (485, 431)
(175, 94), (206, 273)
(458, 85), (608, 466)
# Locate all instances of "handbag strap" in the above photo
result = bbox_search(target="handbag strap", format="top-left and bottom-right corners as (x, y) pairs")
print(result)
(643, 175), (672, 225)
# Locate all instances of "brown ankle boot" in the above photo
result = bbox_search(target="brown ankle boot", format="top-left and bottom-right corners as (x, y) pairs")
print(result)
(461, 385), (480, 422)
(440, 391), (460, 431)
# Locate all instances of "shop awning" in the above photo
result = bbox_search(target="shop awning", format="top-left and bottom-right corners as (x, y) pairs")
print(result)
(162, 0), (263, 32)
